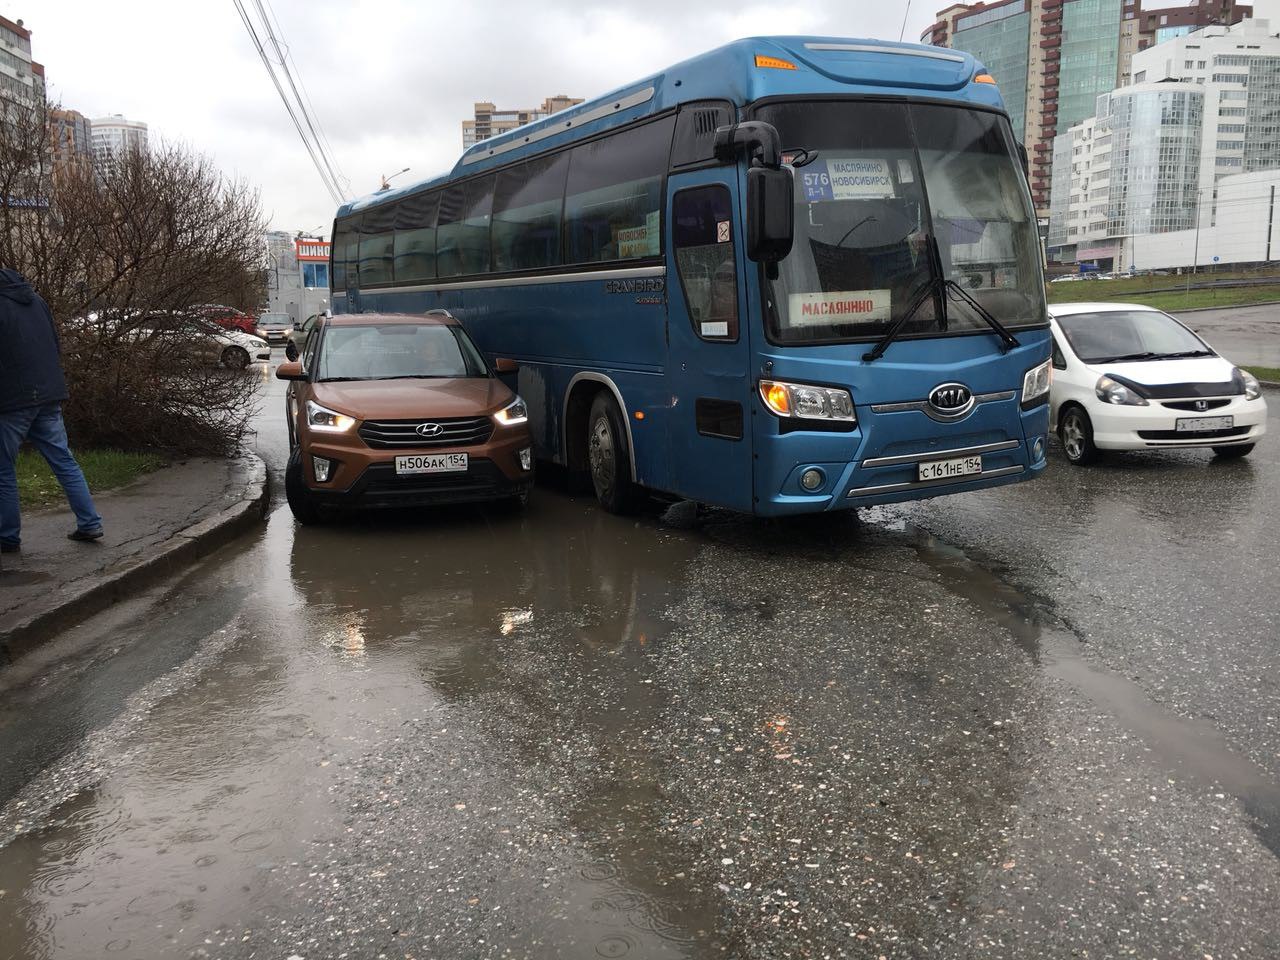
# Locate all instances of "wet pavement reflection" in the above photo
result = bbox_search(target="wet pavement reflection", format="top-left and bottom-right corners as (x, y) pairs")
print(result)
(0, 371), (1278, 958)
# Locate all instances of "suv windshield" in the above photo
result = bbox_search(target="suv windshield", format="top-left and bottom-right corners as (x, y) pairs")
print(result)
(317, 324), (488, 381)
(754, 100), (1045, 344)
(1057, 310), (1213, 363)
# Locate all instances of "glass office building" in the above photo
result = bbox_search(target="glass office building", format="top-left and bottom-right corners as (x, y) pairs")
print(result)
(1058, 0), (1123, 134)
(951, 1), (1031, 137)
(1244, 56), (1280, 173)
(1106, 87), (1203, 236)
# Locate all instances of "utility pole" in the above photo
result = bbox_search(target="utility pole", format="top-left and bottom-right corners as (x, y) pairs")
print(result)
(1186, 186), (1202, 296)
(1267, 185), (1275, 264)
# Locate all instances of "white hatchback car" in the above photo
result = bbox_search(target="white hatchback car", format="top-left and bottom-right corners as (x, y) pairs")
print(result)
(1047, 303), (1267, 465)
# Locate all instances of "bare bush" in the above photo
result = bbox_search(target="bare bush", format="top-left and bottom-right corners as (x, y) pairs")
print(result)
(1, 97), (268, 455)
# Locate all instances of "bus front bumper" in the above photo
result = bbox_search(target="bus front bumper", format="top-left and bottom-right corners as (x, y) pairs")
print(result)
(755, 396), (1050, 516)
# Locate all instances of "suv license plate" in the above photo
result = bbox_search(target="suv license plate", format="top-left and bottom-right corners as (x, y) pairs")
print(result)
(1176, 415), (1233, 433)
(395, 453), (468, 475)
(918, 455), (983, 482)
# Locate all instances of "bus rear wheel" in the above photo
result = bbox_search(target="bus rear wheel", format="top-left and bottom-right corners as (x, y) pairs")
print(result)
(587, 393), (641, 514)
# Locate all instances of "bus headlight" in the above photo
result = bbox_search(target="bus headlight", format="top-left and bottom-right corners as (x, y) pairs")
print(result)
(759, 380), (856, 423)
(1020, 359), (1052, 409)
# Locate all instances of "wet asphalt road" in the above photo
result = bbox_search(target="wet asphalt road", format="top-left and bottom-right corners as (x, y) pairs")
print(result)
(1, 358), (1278, 960)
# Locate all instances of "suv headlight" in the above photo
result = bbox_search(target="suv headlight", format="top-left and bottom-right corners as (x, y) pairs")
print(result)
(1095, 375), (1148, 406)
(1238, 368), (1262, 401)
(759, 380), (856, 423)
(1021, 359), (1052, 409)
(305, 399), (356, 432)
(494, 396), (528, 426)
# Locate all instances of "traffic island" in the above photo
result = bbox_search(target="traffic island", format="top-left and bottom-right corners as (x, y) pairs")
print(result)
(0, 452), (268, 665)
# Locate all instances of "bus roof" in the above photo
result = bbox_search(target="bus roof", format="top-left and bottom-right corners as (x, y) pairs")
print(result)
(337, 35), (998, 219)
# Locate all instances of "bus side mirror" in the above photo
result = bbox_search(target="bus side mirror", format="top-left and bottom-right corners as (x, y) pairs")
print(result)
(746, 165), (795, 263)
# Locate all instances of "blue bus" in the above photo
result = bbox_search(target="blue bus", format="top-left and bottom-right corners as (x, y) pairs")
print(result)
(329, 36), (1051, 516)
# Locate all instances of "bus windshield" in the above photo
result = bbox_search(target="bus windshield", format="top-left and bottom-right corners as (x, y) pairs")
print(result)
(754, 100), (1045, 344)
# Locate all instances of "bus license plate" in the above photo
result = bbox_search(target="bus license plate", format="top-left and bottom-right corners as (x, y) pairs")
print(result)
(395, 453), (468, 475)
(1176, 415), (1232, 433)
(918, 455), (982, 482)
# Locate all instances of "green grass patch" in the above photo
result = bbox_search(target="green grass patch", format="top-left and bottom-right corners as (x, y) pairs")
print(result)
(17, 448), (166, 509)
(1048, 282), (1280, 313)
(1245, 366), (1280, 384)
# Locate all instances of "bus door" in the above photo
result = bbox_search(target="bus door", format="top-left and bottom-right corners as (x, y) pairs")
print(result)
(665, 173), (755, 512)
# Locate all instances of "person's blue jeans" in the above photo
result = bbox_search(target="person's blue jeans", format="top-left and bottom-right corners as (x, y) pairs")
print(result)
(0, 403), (102, 547)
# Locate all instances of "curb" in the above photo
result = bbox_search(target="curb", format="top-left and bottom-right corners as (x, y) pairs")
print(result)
(1175, 300), (1280, 314)
(0, 453), (269, 665)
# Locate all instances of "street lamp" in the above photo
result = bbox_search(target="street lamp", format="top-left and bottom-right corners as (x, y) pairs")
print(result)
(378, 167), (410, 192)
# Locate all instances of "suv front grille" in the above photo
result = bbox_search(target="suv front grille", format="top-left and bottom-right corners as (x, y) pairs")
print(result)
(359, 416), (494, 449)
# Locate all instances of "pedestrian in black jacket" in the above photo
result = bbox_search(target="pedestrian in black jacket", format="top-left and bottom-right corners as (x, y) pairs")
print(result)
(0, 269), (103, 552)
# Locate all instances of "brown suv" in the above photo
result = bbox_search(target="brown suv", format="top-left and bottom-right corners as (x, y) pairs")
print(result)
(276, 310), (533, 523)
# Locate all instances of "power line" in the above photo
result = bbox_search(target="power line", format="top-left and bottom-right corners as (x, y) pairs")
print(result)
(251, 0), (349, 200)
(232, 0), (343, 206)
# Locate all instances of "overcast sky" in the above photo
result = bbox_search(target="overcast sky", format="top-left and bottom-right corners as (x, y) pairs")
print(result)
(34, 1), (940, 234)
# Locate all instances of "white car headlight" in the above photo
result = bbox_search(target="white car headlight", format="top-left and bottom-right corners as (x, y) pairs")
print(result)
(1095, 375), (1149, 406)
(1021, 359), (1052, 409)
(494, 397), (528, 426)
(759, 380), (856, 423)
(1238, 368), (1262, 401)
(305, 399), (356, 432)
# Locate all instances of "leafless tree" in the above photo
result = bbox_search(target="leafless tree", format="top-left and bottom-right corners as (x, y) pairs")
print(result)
(1, 97), (268, 455)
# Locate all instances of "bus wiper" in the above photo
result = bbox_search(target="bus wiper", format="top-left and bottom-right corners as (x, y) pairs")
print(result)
(863, 233), (946, 363)
(943, 279), (1020, 352)
(862, 272), (939, 363)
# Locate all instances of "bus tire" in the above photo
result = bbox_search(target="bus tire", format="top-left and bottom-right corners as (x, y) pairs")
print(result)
(587, 393), (641, 514)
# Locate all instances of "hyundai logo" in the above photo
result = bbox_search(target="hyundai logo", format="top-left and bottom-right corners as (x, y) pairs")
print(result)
(928, 383), (974, 418)
(415, 422), (444, 438)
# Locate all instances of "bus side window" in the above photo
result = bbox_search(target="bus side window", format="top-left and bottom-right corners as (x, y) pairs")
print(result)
(672, 185), (738, 342)
(563, 115), (675, 265)
(394, 190), (439, 283)
(492, 152), (569, 273)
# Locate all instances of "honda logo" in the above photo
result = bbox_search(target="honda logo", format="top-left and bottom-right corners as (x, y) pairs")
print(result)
(1195, 400), (1209, 412)
(415, 422), (444, 438)
(928, 383), (974, 418)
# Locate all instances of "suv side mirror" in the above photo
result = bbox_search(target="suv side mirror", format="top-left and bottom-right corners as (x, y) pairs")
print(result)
(746, 166), (795, 263)
(276, 360), (306, 381)
(493, 357), (519, 374)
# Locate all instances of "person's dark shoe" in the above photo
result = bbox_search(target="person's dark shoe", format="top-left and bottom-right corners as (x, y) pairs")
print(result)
(68, 528), (104, 543)
(0, 541), (19, 554)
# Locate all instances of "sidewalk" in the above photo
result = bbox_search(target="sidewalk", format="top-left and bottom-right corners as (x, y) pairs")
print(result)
(0, 453), (267, 663)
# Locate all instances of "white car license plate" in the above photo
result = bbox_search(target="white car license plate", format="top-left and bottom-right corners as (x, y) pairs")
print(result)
(918, 455), (983, 482)
(395, 453), (468, 475)
(1175, 415), (1233, 433)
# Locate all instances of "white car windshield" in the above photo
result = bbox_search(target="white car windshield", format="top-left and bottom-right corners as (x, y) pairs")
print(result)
(1058, 310), (1214, 363)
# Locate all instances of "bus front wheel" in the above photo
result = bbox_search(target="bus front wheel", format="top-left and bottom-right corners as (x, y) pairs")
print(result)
(587, 393), (641, 514)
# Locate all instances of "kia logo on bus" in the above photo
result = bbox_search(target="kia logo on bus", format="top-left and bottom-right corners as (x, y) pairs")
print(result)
(416, 422), (444, 438)
(928, 383), (974, 417)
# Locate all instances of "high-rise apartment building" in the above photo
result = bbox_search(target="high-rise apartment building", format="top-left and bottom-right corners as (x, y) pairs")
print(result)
(0, 15), (44, 106)
(1047, 17), (1280, 269)
(49, 107), (92, 170)
(923, 0), (1252, 213)
(462, 95), (583, 149)
(91, 114), (148, 172)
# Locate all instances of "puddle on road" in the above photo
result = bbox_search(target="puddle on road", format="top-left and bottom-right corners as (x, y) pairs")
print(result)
(900, 517), (1280, 856)
(1, 487), (1277, 957)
